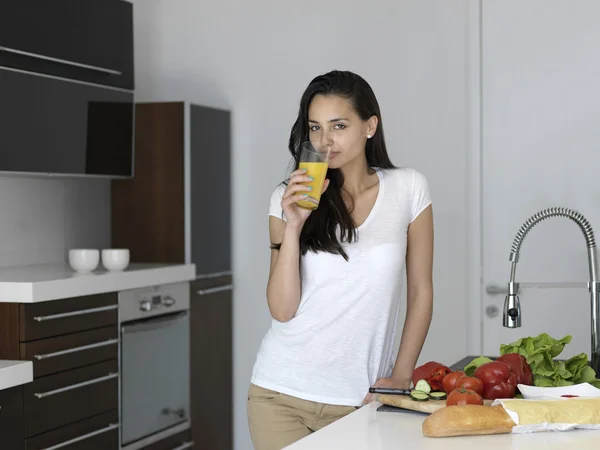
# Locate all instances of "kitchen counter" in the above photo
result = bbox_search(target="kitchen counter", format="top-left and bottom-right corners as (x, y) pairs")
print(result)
(0, 360), (32, 391)
(285, 400), (600, 449)
(0, 263), (196, 303)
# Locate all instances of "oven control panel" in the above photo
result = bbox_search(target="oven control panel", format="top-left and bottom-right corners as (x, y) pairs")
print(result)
(118, 282), (190, 322)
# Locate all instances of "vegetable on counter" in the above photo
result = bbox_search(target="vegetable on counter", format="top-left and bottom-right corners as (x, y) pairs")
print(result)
(463, 356), (493, 376)
(474, 361), (517, 400)
(441, 371), (465, 394)
(412, 361), (451, 391)
(455, 375), (484, 397)
(496, 353), (533, 386)
(446, 387), (484, 406)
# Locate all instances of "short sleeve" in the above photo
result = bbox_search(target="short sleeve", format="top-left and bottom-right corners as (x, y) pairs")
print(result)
(410, 170), (432, 222)
(269, 183), (287, 222)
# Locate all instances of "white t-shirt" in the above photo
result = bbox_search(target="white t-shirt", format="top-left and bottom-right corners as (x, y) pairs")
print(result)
(251, 167), (432, 406)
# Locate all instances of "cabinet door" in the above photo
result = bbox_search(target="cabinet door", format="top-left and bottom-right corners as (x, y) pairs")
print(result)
(0, 68), (133, 177)
(190, 105), (232, 275)
(190, 277), (232, 450)
(0, 386), (24, 450)
(0, 0), (133, 89)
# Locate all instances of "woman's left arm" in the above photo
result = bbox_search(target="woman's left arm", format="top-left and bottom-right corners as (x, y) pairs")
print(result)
(390, 204), (434, 385)
(363, 205), (433, 402)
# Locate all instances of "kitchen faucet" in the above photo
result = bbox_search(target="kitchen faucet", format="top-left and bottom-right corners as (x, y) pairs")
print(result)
(502, 207), (600, 375)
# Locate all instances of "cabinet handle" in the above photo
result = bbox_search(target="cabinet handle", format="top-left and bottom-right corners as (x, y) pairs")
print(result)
(44, 422), (119, 450)
(196, 271), (232, 279)
(196, 284), (233, 296)
(0, 46), (122, 75)
(34, 372), (118, 399)
(33, 338), (119, 360)
(33, 304), (118, 322)
(172, 442), (195, 450)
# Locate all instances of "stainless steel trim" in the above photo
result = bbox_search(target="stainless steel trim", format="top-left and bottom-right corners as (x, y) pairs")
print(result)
(486, 282), (588, 295)
(0, 65), (133, 93)
(121, 311), (188, 334)
(196, 284), (233, 296)
(0, 46), (122, 75)
(195, 271), (232, 280)
(184, 103), (192, 265)
(33, 304), (118, 322)
(172, 442), (194, 450)
(34, 373), (118, 399)
(44, 423), (119, 450)
(121, 421), (190, 450)
(33, 338), (119, 360)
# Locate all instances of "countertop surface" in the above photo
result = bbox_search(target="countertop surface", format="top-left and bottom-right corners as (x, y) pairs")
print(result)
(285, 400), (600, 450)
(0, 263), (196, 303)
(0, 360), (33, 391)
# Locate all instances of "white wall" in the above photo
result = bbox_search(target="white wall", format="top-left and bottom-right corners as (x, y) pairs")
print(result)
(131, 1), (472, 448)
(0, 176), (111, 268)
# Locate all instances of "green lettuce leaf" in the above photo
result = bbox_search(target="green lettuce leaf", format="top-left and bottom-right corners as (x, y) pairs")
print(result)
(463, 356), (493, 376)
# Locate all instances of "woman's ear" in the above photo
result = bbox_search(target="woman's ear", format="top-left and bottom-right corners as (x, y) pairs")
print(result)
(366, 115), (379, 138)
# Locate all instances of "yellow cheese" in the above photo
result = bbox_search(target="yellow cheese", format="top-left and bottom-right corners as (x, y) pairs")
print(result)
(501, 398), (600, 425)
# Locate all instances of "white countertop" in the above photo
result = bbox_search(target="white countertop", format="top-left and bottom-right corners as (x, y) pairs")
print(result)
(0, 360), (33, 391)
(285, 401), (600, 450)
(0, 263), (196, 303)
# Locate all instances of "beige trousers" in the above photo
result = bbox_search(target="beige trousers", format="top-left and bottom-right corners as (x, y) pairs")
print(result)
(247, 383), (359, 450)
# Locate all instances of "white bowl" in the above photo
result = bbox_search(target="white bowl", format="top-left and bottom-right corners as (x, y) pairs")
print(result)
(101, 249), (130, 272)
(69, 249), (100, 273)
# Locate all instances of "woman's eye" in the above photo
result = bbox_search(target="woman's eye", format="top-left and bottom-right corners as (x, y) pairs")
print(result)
(334, 123), (346, 130)
(309, 125), (320, 132)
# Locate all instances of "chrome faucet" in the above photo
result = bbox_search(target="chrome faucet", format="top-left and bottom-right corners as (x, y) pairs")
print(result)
(502, 207), (600, 375)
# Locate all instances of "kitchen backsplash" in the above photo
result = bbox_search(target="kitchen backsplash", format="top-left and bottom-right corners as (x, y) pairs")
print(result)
(0, 176), (111, 268)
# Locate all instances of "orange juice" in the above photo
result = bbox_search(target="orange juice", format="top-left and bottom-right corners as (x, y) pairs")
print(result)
(297, 161), (328, 209)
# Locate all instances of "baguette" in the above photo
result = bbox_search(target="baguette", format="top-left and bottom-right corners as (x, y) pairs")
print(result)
(422, 405), (516, 437)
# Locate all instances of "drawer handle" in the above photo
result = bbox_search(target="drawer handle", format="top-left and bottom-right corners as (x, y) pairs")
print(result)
(34, 338), (120, 360)
(34, 372), (118, 399)
(0, 46), (122, 76)
(196, 284), (233, 296)
(33, 304), (118, 322)
(44, 422), (119, 450)
(172, 442), (195, 450)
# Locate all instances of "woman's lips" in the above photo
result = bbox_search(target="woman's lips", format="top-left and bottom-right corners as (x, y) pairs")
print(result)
(330, 152), (341, 159)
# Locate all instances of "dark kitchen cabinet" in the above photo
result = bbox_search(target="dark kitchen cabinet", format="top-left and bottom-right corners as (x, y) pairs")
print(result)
(0, 385), (25, 450)
(0, 0), (134, 89)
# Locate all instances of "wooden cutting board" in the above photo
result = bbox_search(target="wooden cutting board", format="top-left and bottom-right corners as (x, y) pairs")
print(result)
(377, 394), (493, 414)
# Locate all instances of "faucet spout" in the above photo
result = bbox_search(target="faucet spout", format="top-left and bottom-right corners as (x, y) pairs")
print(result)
(503, 207), (600, 376)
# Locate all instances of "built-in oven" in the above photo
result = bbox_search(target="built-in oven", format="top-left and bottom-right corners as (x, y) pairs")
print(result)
(119, 282), (191, 450)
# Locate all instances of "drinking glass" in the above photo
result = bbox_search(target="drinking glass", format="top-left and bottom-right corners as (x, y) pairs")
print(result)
(296, 141), (331, 210)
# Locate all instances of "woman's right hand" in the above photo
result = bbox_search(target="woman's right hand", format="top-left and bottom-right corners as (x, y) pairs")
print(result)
(281, 168), (329, 229)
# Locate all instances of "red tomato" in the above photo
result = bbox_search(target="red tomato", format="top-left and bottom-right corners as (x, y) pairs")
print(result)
(455, 375), (484, 397)
(442, 371), (466, 394)
(446, 388), (484, 407)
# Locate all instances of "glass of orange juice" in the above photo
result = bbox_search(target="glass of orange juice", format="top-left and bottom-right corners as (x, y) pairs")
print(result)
(296, 141), (331, 210)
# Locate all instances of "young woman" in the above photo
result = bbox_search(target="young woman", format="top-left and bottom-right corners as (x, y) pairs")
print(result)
(247, 70), (434, 450)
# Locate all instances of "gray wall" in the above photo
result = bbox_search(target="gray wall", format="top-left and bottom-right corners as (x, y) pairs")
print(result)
(0, 176), (111, 268)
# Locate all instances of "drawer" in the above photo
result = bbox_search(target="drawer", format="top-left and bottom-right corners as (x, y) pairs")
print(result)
(24, 359), (118, 437)
(20, 293), (117, 342)
(21, 326), (118, 378)
(0, 385), (25, 450)
(142, 429), (194, 450)
(25, 410), (118, 450)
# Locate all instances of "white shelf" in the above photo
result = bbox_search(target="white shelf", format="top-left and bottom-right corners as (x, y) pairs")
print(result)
(0, 263), (196, 303)
(0, 360), (33, 391)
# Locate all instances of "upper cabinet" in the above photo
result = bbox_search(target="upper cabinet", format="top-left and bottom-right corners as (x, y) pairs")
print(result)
(0, 0), (134, 90)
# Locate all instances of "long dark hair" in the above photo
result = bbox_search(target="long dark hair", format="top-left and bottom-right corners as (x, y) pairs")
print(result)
(274, 70), (395, 260)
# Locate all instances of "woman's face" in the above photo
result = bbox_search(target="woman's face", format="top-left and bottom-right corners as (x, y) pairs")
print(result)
(307, 94), (376, 170)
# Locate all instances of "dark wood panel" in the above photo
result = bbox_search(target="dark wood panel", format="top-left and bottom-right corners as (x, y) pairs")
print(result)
(141, 429), (192, 450)
(0, 303), (20, 359)
(24, 359), (118, 437)
(20, 293), (117, 342)
(20, 326), (118, 378)
(190, 278), (232, 450)
(112, 102), (185, 264)
(0, 385), (25, 450)
(25, 410), (118, 450)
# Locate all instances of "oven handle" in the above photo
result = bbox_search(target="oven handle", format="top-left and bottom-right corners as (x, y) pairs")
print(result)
(121, 311), (188, 335)
(172, 442), (195, 450)
(44, 423), (120, 450)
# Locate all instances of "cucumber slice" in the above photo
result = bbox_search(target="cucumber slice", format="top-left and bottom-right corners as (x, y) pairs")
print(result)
(414, 379), (431, 394)
(410, 391), (430, 401)
(429, 392), (447, 401)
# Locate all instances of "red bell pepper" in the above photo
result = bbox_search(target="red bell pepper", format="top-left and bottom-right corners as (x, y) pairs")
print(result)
(473, 361), (517, 400)
(412, 361), (451, 391)
(496, 353), (533, 386)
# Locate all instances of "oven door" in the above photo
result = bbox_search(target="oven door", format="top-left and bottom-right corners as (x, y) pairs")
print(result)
(121, 311), (190, 446)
